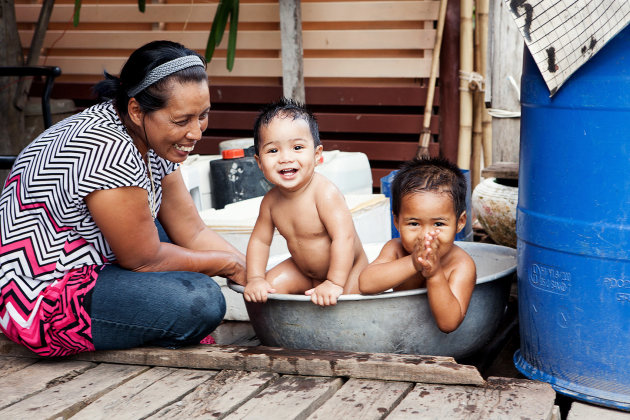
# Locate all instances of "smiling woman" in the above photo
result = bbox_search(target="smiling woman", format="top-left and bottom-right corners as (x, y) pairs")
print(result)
(0, 41), (245, 357)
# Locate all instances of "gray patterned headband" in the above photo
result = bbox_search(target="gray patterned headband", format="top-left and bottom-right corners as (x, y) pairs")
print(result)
(127, 55), (205, 98)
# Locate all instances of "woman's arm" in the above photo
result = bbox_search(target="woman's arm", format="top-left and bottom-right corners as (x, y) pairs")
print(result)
(84, 172), (245, 283)
(158, 168), (245, 256)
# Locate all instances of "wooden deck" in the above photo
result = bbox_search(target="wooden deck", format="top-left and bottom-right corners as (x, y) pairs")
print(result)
(0, 321), (562, 419)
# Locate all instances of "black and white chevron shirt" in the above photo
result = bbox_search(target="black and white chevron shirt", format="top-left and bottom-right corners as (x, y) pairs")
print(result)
(0, 100), (178, 295)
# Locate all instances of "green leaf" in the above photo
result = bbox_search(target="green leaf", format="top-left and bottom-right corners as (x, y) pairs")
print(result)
(73, 0), (82, 27)
(138, 0), (146, 13)
(226, 0), (239, 71)
(213, 0), (230, 46)
(205, 1), (229, 61)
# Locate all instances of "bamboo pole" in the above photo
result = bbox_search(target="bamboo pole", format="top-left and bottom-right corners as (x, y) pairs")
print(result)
(478, 0), (492, 168)
(471, 21), (483, 189)
(417, 0), (448, 159)
(472, 92), (483, 188)
(457, 0), (474, 170)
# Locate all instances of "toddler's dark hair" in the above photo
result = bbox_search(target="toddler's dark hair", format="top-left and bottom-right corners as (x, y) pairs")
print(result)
(391, 157), (467, 218)
(253, 98), (320, 155)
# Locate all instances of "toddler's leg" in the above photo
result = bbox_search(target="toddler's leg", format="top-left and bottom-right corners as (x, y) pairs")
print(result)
(266, 258), (314, 294)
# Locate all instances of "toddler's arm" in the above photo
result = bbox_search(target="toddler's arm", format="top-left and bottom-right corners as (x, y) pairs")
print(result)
(358, 240), (418, 294)
(305, 184), (354, 305)
(417, 232), (476, 332)
(244, 196), (276, 303)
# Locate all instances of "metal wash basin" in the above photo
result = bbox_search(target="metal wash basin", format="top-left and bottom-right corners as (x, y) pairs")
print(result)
(228, 241), (516, 359)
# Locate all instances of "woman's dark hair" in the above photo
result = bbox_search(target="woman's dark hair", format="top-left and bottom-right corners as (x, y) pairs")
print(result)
(93, 40), (207, 117)
(253, 98), (320, 155)
(391, 157), (467, 218)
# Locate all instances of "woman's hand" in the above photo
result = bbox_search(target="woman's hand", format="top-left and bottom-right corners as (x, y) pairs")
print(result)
(209, 252), (246, 285)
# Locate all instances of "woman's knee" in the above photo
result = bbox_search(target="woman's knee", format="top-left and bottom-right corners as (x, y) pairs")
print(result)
(184, 275), (226, 326)
(151, 273), (226, 344)
(164, 272), (223, 313)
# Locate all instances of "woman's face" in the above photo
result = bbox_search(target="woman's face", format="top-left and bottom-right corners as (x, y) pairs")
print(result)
(139, 79), (210, 163)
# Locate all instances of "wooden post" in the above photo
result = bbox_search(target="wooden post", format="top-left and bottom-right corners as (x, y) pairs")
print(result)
(439, 0), (461, 164)
(279, 0), (305, 103)
(487, 0), (522, 163)
(478, 0), (492, 168)
(457, 0), (474, 170)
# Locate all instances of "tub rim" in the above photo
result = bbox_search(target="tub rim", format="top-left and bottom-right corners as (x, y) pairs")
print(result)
(228, 241), (516, 302)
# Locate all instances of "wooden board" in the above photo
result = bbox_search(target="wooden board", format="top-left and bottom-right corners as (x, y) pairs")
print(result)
(307, 378), (413, 419)
(70, 367), (216, 420)
(16, 2), (439, 23)
(151, 370), (279, 419)
(567, 401), (630, 420)
(0, 355), (38, 378)
(16, 1), (438, 80)
(0, 359), (95, 410)
(205, 110), (437, 135)
(223, 375), (343, 419)
(0, 363), (148, 419)
(34, 56), (431, 79)
(39, 83), (436, 106)
(0, 335), (485, 386)
(0, 342), (558, 419)
(481, 162), (519, 179)
(20, 29), (435, 50)
(386, 377), (557, 419)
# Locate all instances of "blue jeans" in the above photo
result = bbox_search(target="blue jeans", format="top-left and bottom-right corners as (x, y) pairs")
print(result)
(87, 222), (226, 350)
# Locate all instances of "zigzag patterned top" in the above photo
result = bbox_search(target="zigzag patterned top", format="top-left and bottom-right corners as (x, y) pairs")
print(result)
(0, 101), (178, 356)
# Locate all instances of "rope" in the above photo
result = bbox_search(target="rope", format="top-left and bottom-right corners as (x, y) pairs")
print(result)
(459, 70), (485, 92)
(487, 76), (521, 118)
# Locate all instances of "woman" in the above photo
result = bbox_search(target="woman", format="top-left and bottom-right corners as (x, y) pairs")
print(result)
(0, 41), (245, 356)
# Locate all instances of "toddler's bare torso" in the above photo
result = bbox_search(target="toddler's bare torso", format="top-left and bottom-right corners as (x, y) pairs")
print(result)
(269, 175), (364, 281)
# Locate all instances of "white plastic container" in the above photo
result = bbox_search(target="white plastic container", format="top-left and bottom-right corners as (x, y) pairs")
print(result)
(219, 138), (254, 152)
(316, 151), (373, 195)
(180, 154), (221, 211)
(200, 194), (391, 320)
(182, 150), (373, 212)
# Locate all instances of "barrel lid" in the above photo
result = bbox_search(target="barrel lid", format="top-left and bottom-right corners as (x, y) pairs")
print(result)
(222, 148), (245, 159)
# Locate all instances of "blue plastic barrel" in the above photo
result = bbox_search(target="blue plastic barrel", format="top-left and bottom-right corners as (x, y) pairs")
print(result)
(514, 25), (630, 410)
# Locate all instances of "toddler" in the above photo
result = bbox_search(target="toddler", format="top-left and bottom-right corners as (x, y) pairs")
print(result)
(244, 99), (368, 306)
(358, 157), (476, 332)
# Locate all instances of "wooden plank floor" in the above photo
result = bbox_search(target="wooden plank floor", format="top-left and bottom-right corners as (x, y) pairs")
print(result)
(0, 323), (559, 419)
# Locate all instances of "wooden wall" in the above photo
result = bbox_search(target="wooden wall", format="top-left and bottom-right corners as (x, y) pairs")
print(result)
(18, 0), (460, 188)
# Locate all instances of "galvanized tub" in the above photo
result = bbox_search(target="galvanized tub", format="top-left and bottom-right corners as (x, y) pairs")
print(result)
(228, 241), (516, 358)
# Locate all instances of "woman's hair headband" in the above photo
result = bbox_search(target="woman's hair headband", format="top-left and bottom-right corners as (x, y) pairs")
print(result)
(127, 55), (205, 98)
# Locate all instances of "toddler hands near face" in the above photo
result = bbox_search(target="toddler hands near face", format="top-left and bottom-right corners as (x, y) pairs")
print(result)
(413, 230), (442, 279)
